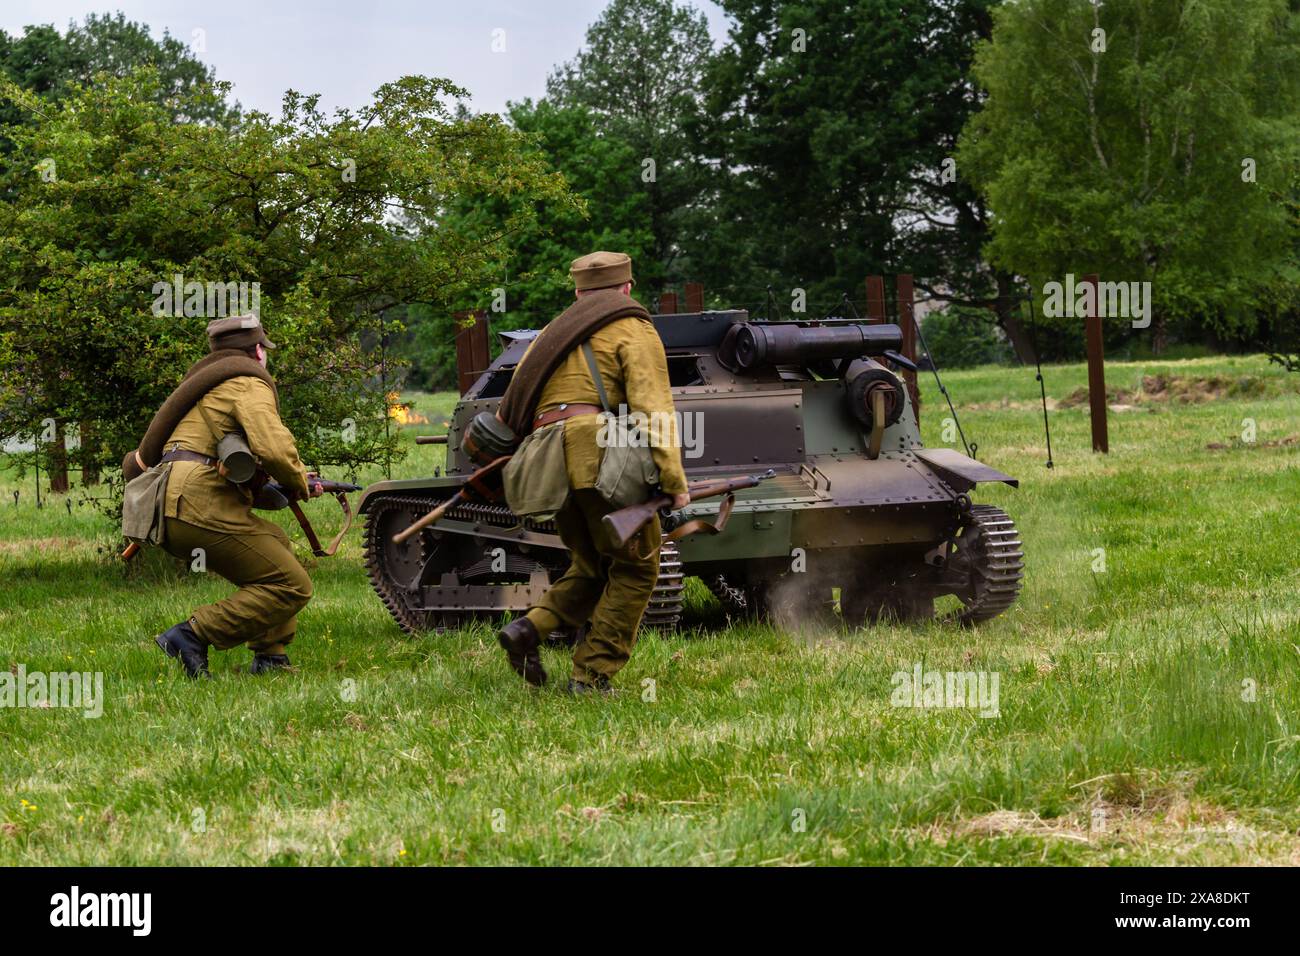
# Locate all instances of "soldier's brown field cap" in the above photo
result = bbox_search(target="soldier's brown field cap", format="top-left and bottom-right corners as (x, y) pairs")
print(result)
(207, 314), (276, 352)
(570, 251), (633, 291)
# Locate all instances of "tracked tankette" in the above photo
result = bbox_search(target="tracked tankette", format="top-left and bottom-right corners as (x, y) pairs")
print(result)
(360, 310), (1023, 634)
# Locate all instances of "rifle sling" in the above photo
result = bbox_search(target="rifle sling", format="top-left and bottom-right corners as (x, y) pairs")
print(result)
(628, 492), (736, 560)
(580, 341), (613, 413)
(288, 492), (353, 558)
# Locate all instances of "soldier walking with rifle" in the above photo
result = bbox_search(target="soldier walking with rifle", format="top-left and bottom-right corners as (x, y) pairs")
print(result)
(121, 315), (354, 678)
(493, 252), (691, 694)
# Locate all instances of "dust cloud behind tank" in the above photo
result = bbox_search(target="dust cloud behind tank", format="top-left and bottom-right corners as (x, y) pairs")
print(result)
(359, 308), (1024, 635)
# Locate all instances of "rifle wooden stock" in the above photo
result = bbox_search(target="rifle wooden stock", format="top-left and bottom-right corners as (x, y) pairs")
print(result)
(602, 470), (775, 548)
(392, 456), (510, 545)
(392, 490), (463, 545)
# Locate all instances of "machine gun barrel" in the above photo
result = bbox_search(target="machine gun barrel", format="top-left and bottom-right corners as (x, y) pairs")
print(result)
(722, 322), (903, 370)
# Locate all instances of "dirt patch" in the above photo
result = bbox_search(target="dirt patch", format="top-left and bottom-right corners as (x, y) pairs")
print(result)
(1206, 435), (1299, 451)
(1058, 374), (1267, 409)
(0, 536), (85, 556)
(918, 770), (1281, 859)
(965, 398), (1060, 412)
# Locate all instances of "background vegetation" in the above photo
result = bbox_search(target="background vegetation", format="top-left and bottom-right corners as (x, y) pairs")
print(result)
(6, 0), (1297, 431)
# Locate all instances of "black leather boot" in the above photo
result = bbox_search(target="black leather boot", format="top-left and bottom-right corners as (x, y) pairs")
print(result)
(497, 616), (547, 686)
(250, 653), (292, 675)
(154, 619), (210, 679)
(566, 675), (613, 696)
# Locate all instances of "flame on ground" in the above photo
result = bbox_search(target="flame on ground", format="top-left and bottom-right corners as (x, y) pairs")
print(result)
(387, 392), (429, 426)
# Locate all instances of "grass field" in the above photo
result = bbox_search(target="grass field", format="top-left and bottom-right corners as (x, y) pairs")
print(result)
(2, 354), (1298, 865)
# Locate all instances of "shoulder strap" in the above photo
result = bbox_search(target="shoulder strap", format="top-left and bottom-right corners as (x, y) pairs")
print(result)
(195, 401), (225, 451)
(581, 341), (613, 413)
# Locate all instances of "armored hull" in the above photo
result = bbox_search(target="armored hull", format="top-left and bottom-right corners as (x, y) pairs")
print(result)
(361, 310), (1023, 633)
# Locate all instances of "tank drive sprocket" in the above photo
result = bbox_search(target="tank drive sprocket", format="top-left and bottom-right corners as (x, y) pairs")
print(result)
(363, 494), (460, 635)
(946, 504), (1025, 625)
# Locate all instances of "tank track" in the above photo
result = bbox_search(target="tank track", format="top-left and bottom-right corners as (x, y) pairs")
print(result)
(954, 504), (1025, 625)
(363, 493), (557, 634)
(363, 494), (437, 635)
(642, 540), (684, 629)
(365, 491), (684, 635)
(706, 573), (749, 618)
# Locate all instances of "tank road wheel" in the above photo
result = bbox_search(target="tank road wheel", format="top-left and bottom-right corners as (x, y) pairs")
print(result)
(944, 505), (1025, 625)
(641, 540), (684, 631)
(363, 496), (463, 635)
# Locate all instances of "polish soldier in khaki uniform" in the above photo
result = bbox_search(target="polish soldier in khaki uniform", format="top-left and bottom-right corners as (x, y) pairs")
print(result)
(497, 252), (689, 694)
(153, 316), (322, 678)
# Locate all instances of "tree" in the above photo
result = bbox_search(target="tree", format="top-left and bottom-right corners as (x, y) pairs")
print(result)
(398, 98), (638, 390)
(959, 0), (1300, 353)
(0, 71), (573, 495)
(693, 0), (1006, 325)
(547, 0), (714, 298)
(0, 13), (237, 135)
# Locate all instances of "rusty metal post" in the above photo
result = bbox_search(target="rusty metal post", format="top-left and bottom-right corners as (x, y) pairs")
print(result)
(896, 273), (920, 425)
(1083, 273), (1109, 453)
(453, 310), (490, 395)
(865, 275), (886, 323)
(658, 291), (679, 315)
(683, 282), (704, 313)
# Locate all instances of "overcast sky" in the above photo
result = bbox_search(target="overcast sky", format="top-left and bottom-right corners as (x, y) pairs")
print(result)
(1, 0), (730, 116)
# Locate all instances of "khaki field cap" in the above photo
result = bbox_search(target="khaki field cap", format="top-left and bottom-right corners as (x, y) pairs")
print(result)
(207, 314), (276, 352)
(570, 251), (633, 291)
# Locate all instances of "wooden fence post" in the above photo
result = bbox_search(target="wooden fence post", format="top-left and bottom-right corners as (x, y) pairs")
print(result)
(865, 275), (886, 324)
(1083, 273), (1109, 453)
(897, 274), (920, 425)
(454, 310), (491, 396)
(683, 282), (704, 313)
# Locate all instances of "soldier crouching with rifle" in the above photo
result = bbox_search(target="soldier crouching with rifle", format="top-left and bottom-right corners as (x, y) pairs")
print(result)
(492, 252), (690, 694)
(121, 315), (326, 678)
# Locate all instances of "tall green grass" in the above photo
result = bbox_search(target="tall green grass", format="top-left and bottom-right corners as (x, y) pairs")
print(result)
(1, 359), (1297, 864)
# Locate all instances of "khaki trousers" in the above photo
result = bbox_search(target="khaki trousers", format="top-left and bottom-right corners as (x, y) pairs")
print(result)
(162, 517), (312, 655)
(527, 489), (661, 683)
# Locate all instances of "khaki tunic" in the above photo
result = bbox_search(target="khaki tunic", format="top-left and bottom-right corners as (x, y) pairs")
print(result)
(521, 313), (685, 683)
(163, 377), (310, 533)
(529, 317), (689, 495)
(158, 375), (313, 653)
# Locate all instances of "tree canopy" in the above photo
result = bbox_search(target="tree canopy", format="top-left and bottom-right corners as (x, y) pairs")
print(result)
(960, 0), (1300, 348)
(0, 69), (573, 485)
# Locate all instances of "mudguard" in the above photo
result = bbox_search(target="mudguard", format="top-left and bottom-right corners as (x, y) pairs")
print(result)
(357, 474), (466, 514)
(913, 447), (1018, 491)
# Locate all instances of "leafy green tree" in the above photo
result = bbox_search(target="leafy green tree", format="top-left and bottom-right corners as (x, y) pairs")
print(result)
(921, 306), (1013, 368)
(0, 12), (236, 135)
(398, 98), (631, 390)
(693, 0), (1006, 323)
(0, 71), (573, 493)
(422, 0), (712, 387)
(547, 0), (714, 298)
(959, 0), (1300, 352)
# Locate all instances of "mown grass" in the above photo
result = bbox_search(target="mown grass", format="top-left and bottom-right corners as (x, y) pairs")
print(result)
(1, 355), (1298, 865)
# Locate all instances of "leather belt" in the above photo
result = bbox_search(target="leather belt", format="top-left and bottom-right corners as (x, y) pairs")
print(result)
(160, 448), (217, 468)
(533, 403), (602, 430)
